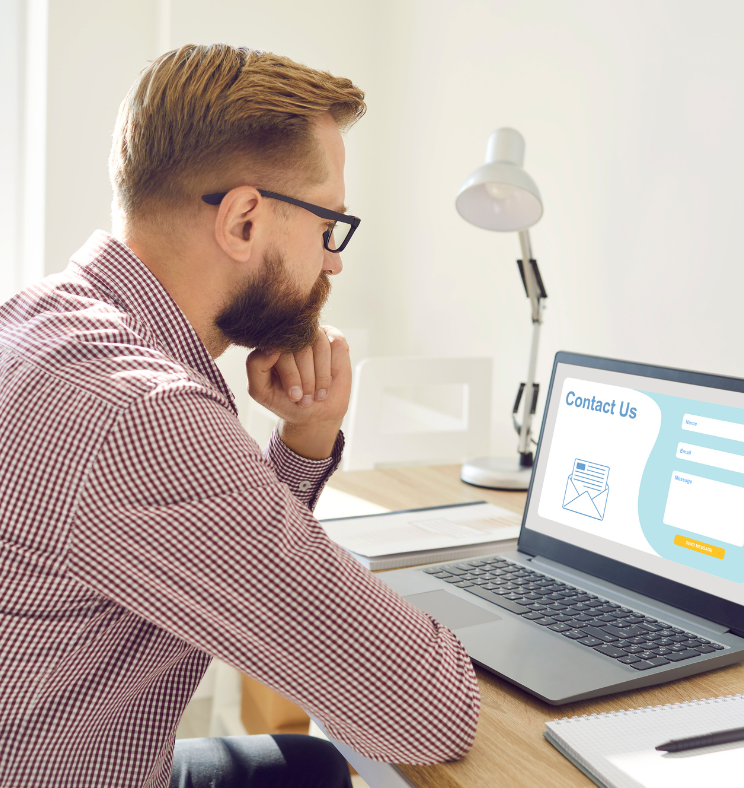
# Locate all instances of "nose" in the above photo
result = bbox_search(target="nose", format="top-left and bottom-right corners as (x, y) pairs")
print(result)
(323, 249), (343, 276)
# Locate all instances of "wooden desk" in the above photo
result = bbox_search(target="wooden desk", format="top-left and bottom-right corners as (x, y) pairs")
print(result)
(326, 465), (744, 788)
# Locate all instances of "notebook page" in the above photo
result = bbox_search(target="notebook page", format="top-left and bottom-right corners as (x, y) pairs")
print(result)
(546, 695), (744, 788)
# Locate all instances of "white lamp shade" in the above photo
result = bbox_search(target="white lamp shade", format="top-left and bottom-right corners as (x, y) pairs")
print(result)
(456, 128), (543, 232)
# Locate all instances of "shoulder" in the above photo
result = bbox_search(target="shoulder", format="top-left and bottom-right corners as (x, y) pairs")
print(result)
(0, 270), (220, 411)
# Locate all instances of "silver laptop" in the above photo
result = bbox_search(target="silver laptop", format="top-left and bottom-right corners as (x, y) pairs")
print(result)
(379, 352), (744, 704)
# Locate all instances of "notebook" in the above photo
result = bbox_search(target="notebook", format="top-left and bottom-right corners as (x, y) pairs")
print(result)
(320, 501), (522, 570)
(545, 694), (744, 788)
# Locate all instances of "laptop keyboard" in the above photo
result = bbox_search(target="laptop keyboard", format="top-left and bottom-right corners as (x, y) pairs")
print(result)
(423, 556), (726, 670)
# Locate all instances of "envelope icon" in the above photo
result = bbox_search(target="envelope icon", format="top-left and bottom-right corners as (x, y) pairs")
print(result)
(562, 475), (609, 520)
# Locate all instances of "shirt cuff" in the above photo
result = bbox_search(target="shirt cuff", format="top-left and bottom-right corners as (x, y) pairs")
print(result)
(264, 427), (344, 510)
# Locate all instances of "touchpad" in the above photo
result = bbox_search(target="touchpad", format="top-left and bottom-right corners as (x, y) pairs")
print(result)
(404, 590), (503, 630)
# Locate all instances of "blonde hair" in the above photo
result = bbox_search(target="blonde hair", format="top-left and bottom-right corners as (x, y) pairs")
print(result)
(109, 44), (365, 223)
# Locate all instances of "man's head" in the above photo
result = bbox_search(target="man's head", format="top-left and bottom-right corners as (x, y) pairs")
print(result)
(110, 44), (365, 355)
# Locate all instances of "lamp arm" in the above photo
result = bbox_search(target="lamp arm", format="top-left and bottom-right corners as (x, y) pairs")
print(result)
(516, 229), (544, 460)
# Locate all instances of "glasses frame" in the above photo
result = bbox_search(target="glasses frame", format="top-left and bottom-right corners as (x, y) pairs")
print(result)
(201, 188), (360, 254)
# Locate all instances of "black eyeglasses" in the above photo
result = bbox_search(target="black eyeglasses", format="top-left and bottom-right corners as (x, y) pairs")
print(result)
(201, 189), (360, 253)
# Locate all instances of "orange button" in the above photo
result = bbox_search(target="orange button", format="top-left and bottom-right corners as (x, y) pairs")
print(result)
(674, 534), (725, 559)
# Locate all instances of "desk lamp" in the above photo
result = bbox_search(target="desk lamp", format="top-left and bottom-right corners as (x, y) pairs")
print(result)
(456, 127), (546, 490)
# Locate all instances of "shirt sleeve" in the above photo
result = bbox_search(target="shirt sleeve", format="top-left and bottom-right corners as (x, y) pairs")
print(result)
(263, 426), (343, 510)
(68, 384), (481, 764)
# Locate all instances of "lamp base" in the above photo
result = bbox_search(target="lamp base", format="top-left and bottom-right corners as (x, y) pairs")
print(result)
(460, 456), (534, 491)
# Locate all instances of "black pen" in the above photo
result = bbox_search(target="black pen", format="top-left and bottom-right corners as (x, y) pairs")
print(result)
(656, 725), (744, 752)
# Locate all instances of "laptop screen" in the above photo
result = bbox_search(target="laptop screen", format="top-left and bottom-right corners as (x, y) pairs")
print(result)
(523, 356), (744, 617)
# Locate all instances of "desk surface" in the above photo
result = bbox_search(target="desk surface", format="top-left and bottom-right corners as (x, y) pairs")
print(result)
(327, 465), (744, 788)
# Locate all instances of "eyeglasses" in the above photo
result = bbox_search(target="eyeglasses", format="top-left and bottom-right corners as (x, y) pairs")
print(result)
(201, 189), (361, 253)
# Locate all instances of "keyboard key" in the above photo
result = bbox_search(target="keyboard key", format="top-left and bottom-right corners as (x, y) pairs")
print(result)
(623, 645), (644, 654)
(581, 627), (618, 643)
(669, 634), (690, 643)
(664, 649), (701, 662)
(454, 581), (473, 588)
(695, 645), (716, 654)
(597, 614), (616, 623)
(711, 643), (725, 650)
(522, 611), (547, 620)
(600, 625), (644, 639)
(682, 640), (703, 648)
(595, 605), (616, 614)
(624, 616), (646, 625)
(534, 617), (556, 626)
(618, 655), (640, 664)
(638, 622), (664, 632)
(423, 567), (443, 573)
(595, 644), (627, 658)
(578, 636), (603, 647)
(653, 647), (673, 656)
(573, 614), (594, 623)
(550, 614), (573, 623)
(585, 600), (603, 607)
(630, 656), (670, 670)
(610, 610), (631, 619)
(637, 650), (657, 660)
(442, 566), (467, 575)
(572, 595), (592, 603)
(432, 572), (451, 578)
(548, 623), (571, 632)
(464, 586), (529, 614)
(466, 560), (487, 567)
(443, 577), (462, 583)
(562, 629), (586, 640)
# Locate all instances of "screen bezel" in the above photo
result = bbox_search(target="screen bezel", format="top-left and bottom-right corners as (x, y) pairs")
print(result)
(518, 351), (744, 635)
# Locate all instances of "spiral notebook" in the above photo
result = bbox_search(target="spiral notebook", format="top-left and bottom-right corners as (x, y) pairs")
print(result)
(544, 694), (744, 788)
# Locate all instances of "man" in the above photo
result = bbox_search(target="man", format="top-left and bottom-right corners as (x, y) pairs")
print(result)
(0, 44), (480, 787)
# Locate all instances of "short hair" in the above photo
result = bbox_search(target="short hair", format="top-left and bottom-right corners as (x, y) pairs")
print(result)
(109, 44), (366, 222)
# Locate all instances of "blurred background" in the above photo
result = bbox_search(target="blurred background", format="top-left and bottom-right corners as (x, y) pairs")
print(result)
(2, 0), (742, 466)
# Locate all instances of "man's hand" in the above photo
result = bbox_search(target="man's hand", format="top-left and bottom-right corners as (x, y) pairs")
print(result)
(245, 326), (351, 459)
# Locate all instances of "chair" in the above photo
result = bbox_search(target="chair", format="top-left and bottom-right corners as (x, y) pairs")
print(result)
(342, 356), (492, 471)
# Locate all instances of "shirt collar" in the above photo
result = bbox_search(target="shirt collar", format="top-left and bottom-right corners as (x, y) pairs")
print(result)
(69, 230), (237, 414)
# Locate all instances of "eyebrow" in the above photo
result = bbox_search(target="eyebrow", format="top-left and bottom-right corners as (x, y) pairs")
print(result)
(335, 204), (348, 214)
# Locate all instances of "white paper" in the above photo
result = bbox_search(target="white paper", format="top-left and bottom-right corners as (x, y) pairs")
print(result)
(320, 502), (522, 557)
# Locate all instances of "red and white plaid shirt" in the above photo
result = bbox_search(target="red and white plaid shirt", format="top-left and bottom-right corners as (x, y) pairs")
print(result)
(0, 231), (480, 787)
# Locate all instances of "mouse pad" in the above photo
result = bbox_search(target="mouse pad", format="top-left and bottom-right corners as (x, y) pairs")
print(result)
(404, 589), (503, 630)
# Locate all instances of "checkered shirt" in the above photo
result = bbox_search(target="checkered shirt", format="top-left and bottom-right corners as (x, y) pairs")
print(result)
(0, 231), (480, 787)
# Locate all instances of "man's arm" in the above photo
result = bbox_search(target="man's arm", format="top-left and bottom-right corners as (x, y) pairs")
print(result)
(68, 385), (480, 765)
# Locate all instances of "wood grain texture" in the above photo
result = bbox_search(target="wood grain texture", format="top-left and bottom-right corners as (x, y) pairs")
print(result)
(327, 465), (744, 788)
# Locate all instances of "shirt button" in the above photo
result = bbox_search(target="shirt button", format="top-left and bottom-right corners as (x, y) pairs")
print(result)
(298, 480), (312, 491)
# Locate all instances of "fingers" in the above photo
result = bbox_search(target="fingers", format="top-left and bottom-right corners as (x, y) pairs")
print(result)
(274, 352), (309, 406)
(248, 328), (348, 413)
(312, 329), (332, 401)
(322, 325), (350, 383)
(245, 349), (281, 401)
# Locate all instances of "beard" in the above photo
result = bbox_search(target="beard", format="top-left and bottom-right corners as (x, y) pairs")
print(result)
(215, 246), (332, 354)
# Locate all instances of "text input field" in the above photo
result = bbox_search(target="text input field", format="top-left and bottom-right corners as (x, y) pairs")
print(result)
(682, 413), (744, 442)
(677, 442), (744, 474)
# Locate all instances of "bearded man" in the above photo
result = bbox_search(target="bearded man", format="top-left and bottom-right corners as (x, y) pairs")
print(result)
(0, 44), (480, 788)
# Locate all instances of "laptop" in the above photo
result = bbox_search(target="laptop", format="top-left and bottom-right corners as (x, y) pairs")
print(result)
(379, 352), (744, 704)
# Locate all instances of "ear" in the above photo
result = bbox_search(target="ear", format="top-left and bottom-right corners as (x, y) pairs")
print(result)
(213, 186), (265, 264)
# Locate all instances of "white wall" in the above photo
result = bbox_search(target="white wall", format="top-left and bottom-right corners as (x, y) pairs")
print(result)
(29, 0), (744, 457)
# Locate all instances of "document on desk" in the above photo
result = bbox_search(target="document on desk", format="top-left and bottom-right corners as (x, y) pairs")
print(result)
(544, 694), (744, 788)
(320, 501), (522, 570)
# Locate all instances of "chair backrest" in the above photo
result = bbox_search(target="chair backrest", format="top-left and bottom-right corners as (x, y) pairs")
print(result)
(342, 356), (492, 471)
